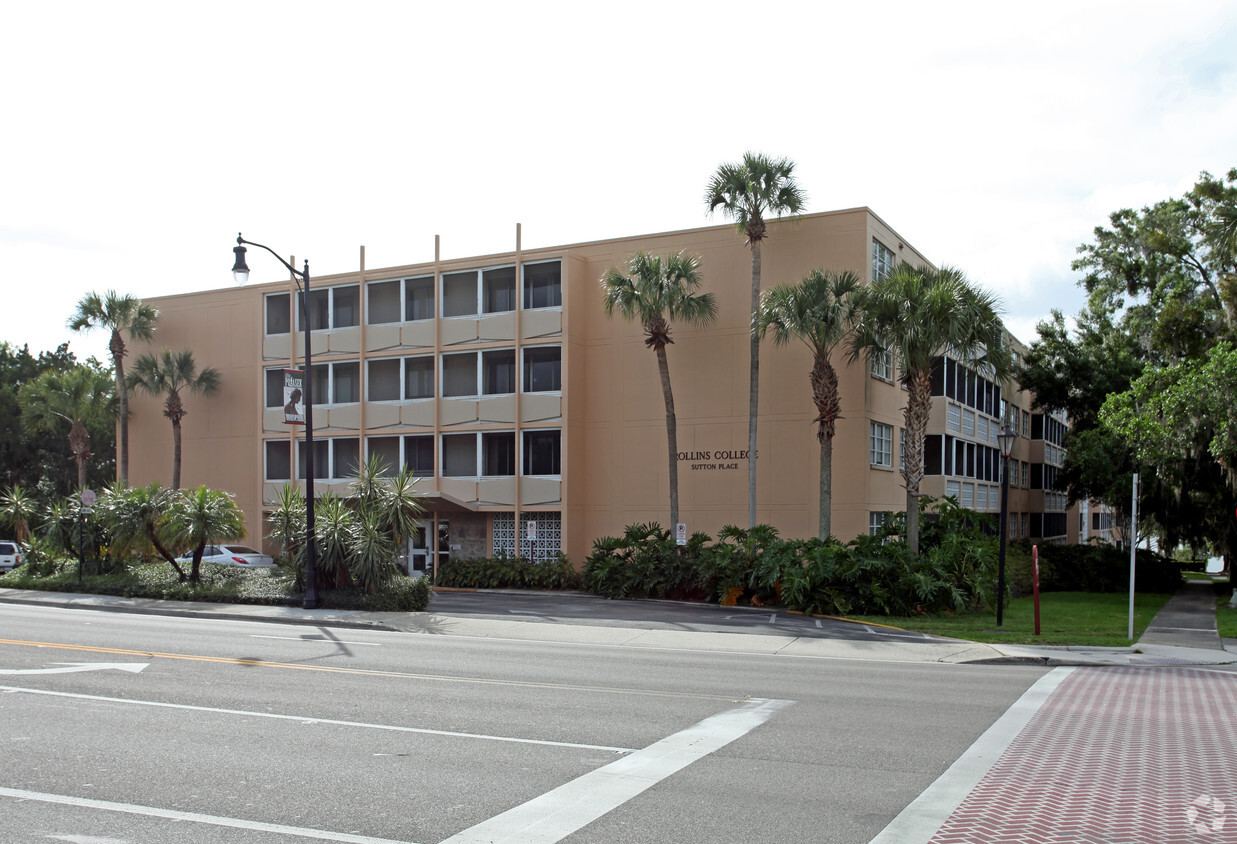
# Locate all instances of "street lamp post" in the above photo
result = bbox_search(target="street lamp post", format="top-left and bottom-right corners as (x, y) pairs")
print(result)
(231, 234), (320, 609)
(996, 423), (1017, 626)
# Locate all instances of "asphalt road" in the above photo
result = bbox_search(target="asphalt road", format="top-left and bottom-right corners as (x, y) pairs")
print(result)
(427, 589), (955, 642)
(0, 602), (1047, 843)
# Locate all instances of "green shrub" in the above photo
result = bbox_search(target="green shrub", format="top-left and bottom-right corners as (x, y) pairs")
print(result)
(437, 553), (582, 591)
(1008, 542), (1180, 594)
(363, 575), (431, 611)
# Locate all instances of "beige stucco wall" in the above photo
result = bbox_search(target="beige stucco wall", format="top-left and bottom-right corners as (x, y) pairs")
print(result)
(125, 209), (957, 564)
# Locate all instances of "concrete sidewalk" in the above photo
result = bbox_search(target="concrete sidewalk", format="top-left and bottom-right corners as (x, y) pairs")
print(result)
(1, 583), (1234, 667)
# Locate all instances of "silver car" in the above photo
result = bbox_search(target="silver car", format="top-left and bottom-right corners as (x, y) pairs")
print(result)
(178, 544), (276, 568)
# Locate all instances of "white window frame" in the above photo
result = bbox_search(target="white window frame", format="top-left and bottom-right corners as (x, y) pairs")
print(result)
(870, 422), (893, 468)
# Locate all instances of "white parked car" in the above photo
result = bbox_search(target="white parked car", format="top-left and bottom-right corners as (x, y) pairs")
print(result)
(0, 540), (21, 572)
(178, 544), (276, 568)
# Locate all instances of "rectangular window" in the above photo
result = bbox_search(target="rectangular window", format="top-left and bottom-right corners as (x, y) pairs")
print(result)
(442, 270), (478, 318)
(1020, 461), (1029, 488)
(482, 431), (516, 476)
(266, 293), (290, 335)
(482, 349), (515, 395)
(976, 485), (988, 510)
(872, 239), (896, 281)
(977, 417), (989, 444)
(332, 362), (359, 404)
(367, 436), (400, 476)
(405, 356), (434, 399)
(869, 349), (893, 381)
(367, 280), (401, 325)
(523, 260), (562, 309)
(947, 404), (961, 432)
(404, 435), (434, 477)
(899, 428), (906, 472)
(868, 511), (889, 536)
(523, 346), (562, 392)
(332, 438), (360, 479)
(523, 429), (561, 475)
(406, 277), (434, 321)
(442, 352), (478, 397)
(961, 482), (974, 509)
(962, 409), (975, 438)
(300, 289), (329, 331)
(265, 440), (290, 481)
(946, 480), (961, 501)
(332, 285), (359, 328)
(265, 368), (285, 408)
(870, 422), (893, 467)
(483, 266), (516, 314)
(367, 359), (401, 402)
(442, 433), (477, 477)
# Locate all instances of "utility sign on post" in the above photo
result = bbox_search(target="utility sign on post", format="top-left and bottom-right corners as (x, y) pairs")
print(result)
(283, 369), (305, 425)
(676, 523), (687, 546)
(80, 489), (96, 514)
(526, 521), (537, 541)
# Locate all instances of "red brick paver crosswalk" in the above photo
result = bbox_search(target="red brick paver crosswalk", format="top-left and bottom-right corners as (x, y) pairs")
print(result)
(928, 667), (1237, 844)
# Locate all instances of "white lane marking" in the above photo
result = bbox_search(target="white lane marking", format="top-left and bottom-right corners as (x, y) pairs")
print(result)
(251, 635), (382, 646)
(869, 666), (1074, 844)
(0, 662), (148, 676)
(0, 685), (633, 753)
(442, 697), (794, 844)
(0, 786), (416, 843)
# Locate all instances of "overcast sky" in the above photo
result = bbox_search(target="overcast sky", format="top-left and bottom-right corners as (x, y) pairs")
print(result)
(3, 1), (1235, 365)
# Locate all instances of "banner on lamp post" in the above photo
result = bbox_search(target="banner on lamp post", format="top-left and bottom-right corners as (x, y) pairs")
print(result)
(283, 369), (305, 426)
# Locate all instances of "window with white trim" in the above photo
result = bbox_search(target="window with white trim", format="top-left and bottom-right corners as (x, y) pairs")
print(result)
(872, 239), (896, 281)
(296, 437), (360, 480)
(365, 435), (433, 478)
(962, 409), (975, 438)
(947, 404), (961, 433)
(870, 349), (893, 381)
(870, 422), (893, 467)
(524, 260), (562, 309)
(524, 429), (562, 476)
(298, 285), (359, 331)
(869, 511), (891, 535)
(523, 346), (562, 392)
(310, 361), (360, 405)
(946, 480), (961, 501)
(367, 275), (435, 324)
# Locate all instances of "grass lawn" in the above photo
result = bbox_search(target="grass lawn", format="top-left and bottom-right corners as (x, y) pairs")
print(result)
(847, 591), (1174, 647)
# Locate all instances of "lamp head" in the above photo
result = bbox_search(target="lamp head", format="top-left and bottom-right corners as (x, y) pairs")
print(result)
(232, 234), (250, 286)
(997, 424), (1016, 457)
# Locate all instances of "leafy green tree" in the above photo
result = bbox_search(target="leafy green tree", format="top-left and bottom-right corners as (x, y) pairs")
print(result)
(127, 349), (220, 490)
(99, 483), (187, 579)
(705, 152), (806, 527)
(1, 484), (38, 543)
(68, 291), (158, 484)
(601, 251), (718, 528)
(19, 366), (116, 492)
(758, 268), (861, 539)
(849, 264), (1010, 555)
(169, 486), (246, 582)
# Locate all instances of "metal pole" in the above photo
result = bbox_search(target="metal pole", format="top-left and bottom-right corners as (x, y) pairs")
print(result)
(1128, 472), (1138, 641)
(997, 451), (1010, 626)
(301, 260), (319, 610)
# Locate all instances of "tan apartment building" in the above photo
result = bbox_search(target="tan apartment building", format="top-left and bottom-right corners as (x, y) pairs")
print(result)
(125, 208), (1076, 570)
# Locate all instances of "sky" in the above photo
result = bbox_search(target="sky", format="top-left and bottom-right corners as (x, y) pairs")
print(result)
(3, 1), (1235, 365)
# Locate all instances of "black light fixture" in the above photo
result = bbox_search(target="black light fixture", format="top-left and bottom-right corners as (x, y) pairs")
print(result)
(231, 233), (320, 609)
(996, 423), (1017, 626)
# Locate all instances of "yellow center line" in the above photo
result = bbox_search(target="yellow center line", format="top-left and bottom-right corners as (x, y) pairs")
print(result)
(0, 638), (735, 701)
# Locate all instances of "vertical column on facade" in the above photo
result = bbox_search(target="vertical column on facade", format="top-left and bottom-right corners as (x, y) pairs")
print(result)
(357, 246), (367, 458)
(431, 235), (442, 580)
(513, 223), (523, 560)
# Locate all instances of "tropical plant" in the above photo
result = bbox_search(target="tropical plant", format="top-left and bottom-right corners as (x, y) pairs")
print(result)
(168, 485), (246, 582)
(127, 349), (220, 490)
(98, 483), (187, 579)
(848, 263), (1010, 555)
(705, 152), (806, 527)
(600, 251), (718, 528)
(68, 291), (158, 484)
(1, 484), (38, 542)
(758, 268), (862, 539)
(267, 482), (307, 582)
(19, 365), (116, 491)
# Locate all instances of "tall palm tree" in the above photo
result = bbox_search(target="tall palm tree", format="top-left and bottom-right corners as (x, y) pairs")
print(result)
(601, 251), (718, 529)
(848, 263), (1010, 555)
(19, 366), (116, 491)
(68, 291), (158, 485)
(758, 268), (862, 539)
(705, 152), (806, 527)
(127, 350), (220, 491)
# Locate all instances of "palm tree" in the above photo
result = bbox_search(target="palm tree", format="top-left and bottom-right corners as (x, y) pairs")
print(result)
(19, 366), (116, 491)
(127, 350), (220, 490)
(1, 484), (38, 543)
(99, 483), (187, 579)
(601, 251), (718, 528)
(68, 291), (158, 485)
(705, 152), (806, 527)
(848, 263), (1011, 555)
(169, 486), (245, 582)
(758, 268), (862, 539)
